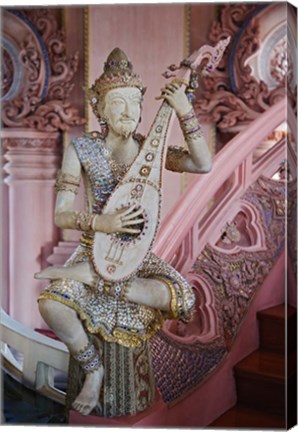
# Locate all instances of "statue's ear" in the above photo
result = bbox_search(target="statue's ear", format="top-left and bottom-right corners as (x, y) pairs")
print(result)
(98, 99), (106, 119)
(86, 85), (101, 119)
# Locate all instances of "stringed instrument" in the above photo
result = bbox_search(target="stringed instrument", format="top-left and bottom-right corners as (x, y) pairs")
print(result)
(92, 38), (230, 282)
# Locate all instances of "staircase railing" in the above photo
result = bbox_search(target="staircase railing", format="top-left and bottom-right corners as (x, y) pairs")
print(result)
(154, 98), (294, 276)
(1, 309), (68, 405)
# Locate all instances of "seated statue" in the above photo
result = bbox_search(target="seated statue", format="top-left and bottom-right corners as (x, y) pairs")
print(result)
(35, 48), (212, 418)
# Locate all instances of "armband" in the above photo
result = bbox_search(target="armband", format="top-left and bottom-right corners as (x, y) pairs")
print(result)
(55, 170), (80, 194)
(165, 146), (189, 173)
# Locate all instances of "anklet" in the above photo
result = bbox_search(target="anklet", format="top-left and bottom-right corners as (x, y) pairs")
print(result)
(72, 341), (102, 374)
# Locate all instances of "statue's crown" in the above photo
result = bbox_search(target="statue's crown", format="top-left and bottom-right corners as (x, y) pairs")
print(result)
(103, 47), (133, 76)
(88, 48), (145, 119)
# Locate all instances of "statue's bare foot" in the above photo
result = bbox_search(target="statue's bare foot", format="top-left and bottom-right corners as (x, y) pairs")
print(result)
(34, 262), (96, 286)
(72, 365), (104, 416)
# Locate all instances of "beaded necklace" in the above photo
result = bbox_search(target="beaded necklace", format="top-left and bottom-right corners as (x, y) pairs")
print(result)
(92, 131), (144, 184)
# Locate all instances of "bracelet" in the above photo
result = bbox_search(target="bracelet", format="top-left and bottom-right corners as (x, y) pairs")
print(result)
(178, 109), (196, 122)
(76, 212), (97, 231)
(178, 108), (203, 142)
(90, 214), (98, 231)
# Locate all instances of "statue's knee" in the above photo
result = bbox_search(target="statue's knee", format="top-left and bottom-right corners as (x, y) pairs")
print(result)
(38, 298), (55, 321)
(38, 298), (70, 322)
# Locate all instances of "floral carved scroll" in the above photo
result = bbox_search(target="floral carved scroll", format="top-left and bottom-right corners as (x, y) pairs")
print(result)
(2, 8), (85, 131)
(194, 3), (297, 132)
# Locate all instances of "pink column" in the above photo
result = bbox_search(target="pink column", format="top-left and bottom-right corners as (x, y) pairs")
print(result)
(3, 129), (61, 329)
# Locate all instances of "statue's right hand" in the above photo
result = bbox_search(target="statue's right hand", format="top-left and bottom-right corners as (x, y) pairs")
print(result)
(94, 205), (144, 234)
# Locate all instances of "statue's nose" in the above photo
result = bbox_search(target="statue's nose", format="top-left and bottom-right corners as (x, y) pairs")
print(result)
(123, 102), (131, 116)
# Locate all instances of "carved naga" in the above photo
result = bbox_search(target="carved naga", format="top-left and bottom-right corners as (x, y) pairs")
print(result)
(92, 38), (230, 281)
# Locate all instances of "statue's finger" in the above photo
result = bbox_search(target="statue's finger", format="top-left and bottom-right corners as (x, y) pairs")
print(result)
(122, 218), (144, 226)
(166, 84), (178, 92)
(122, 228), (141, 234)
(171, 82), (180, 90)
(123, 208), (143, 220)
(120, 204), (136, 216)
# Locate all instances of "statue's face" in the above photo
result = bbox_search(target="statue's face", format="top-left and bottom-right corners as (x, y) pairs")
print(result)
(103, 87), (142, 138)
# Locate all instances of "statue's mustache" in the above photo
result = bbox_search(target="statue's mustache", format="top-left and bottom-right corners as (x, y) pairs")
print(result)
(120, 115), (135, 121)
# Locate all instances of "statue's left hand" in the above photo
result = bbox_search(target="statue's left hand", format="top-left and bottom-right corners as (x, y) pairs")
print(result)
(156, 82), (192, 117)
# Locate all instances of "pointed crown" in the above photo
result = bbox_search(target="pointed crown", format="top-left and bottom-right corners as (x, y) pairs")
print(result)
(88, 48), (145, 119)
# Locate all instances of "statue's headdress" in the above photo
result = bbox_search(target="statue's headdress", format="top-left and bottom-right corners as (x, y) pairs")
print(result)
(88, 48), (146, 120)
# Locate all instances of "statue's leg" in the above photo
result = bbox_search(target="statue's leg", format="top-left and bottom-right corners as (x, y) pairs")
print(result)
(38, 299), (104, 416)
(125, 277), (171, 311)
(129, 252), (196, 319)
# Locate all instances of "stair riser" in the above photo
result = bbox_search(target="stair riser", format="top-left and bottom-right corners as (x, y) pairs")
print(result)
(287, 371), (297, 427)
(259, 319), (285, 353)
(258, 314), (297, 354)
(235, 375), (285, 415)
(211, 408), (286, 429)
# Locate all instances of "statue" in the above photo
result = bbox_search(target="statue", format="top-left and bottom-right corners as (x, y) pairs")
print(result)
(35, 48), (212, 418)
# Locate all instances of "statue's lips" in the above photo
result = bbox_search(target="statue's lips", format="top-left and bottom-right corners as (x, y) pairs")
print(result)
(120, 118), (135, 123)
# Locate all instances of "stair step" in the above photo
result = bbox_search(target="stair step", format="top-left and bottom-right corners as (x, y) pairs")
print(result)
(235, 350), (285, 381)
(257, 304), (297, 353)
(234, 350), (290, 415)
(211, 404), (285, 429)
(211, 304), (296, 428)
(257, 304), (296, 321)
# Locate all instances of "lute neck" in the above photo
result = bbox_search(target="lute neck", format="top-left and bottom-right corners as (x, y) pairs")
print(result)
(122, 100), (174, 185)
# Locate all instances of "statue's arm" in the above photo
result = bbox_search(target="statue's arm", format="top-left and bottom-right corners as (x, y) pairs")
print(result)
(54, 143), (82, 229)
(160, 82), (212, 174)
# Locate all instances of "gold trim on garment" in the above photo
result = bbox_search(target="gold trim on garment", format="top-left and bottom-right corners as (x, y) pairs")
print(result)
(153, 275), (179, 319)
(38, 293), (164, 348)
(84, 6), (90, 132)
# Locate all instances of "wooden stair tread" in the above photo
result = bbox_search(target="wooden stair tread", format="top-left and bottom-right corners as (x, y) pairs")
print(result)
(211, 404), (285, 428)
(235, 350), (285, 380)
(257, 304), (296, 321)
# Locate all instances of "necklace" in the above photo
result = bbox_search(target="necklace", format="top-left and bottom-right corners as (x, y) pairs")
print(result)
(95, 134), (143, 184)
(86, 130), (144, 184)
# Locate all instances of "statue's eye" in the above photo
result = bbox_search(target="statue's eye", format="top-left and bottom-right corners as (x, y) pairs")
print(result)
(111, 98), (124, 106)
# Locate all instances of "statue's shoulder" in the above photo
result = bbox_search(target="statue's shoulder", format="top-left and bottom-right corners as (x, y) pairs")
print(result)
(84, 130), (106, 142)
(71, 130), (105, 149)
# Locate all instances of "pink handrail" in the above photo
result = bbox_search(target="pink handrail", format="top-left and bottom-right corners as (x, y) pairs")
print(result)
(154, 98), (289, 262)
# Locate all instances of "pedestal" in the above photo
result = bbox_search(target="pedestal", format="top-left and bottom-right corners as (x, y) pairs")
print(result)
(69, 392), (166, 427)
